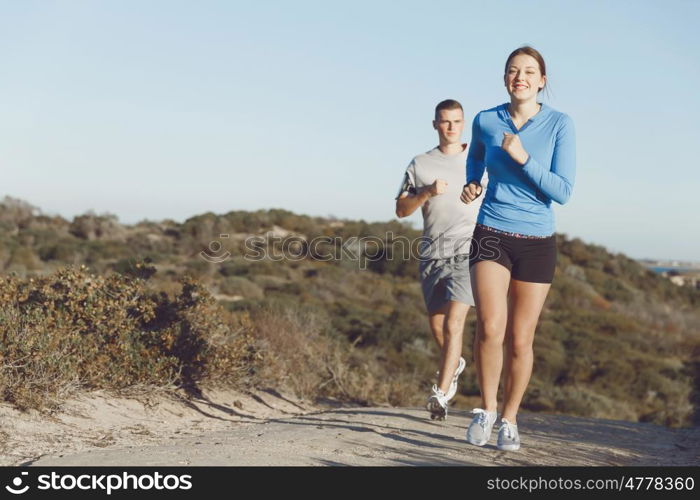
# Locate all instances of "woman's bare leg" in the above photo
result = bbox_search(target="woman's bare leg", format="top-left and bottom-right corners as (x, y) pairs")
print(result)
(501, 279), (551, 424)
(471, 261), (511, 413)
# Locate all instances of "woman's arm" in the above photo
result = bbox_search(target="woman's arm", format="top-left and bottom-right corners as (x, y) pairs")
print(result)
(466, 113), (486, 185)
(520, 114), (576, 205)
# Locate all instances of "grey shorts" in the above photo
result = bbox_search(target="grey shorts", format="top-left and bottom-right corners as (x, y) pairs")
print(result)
(419, 253), (474, 313)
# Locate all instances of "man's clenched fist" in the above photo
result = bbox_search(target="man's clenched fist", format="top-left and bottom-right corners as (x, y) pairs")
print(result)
(429, 179), (448, 197)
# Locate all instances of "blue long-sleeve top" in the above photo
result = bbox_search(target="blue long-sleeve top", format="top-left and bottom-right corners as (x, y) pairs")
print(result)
(466, 102), (576, 237)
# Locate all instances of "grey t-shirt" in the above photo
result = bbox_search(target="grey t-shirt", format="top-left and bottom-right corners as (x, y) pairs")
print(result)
(396, 144), (487, 260)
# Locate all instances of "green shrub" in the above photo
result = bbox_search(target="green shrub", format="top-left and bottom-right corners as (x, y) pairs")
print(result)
(218, 276), (264, 299)
(0, 264), (255, 411)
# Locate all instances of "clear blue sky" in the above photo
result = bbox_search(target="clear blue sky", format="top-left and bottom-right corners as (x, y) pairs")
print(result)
(1, 0), (698, 261)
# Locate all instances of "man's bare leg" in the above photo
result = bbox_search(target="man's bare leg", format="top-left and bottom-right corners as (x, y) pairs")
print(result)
(437, 300), (470, 393)
(427, 303), (449, 352)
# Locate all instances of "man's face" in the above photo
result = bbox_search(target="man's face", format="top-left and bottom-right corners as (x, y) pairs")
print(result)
(433, 108), (464, 145)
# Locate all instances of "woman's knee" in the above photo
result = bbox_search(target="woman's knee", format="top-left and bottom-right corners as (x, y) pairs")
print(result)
(477, 316), (506, 343)
(509, 332), (535, 358)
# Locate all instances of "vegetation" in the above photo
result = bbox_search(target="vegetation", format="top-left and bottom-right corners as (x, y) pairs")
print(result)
(0, 264), (254, 411)
(0, 196), (698, 427)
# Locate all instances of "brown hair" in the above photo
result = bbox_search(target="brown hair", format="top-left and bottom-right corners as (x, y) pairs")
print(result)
(504, 46), (547, 93)
(434, 99), (463, 120)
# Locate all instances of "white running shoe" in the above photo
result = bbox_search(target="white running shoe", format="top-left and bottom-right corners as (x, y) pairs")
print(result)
(497, 418), (520, 451)
(466, 408), (498, 446)
(426, 384), (449, 421)
(445, 356), (466, 401)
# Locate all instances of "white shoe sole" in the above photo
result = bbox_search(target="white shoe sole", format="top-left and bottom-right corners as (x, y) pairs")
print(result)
(466, 435), (490, 446)
(455, 357), (466, 377)
(445, 357), (467, 400)
(497, 443), (520, 451)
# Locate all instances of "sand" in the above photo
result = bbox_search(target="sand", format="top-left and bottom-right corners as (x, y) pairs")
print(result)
(1, 388), (697, 466)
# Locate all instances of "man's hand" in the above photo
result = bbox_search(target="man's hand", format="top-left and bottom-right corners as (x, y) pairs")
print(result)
(460, 182), (482, 204)
(501, 132), (529, 165)
(428, 179), (448, 197)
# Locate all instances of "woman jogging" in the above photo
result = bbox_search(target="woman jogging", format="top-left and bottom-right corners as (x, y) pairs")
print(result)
(460, 46), (576, 451)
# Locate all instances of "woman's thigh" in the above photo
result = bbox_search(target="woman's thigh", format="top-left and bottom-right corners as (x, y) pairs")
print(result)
(471, 260), (511, 335)
(506, 279), (551, 348)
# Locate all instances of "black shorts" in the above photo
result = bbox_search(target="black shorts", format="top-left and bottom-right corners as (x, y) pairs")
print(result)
(469, 224), (557, 284)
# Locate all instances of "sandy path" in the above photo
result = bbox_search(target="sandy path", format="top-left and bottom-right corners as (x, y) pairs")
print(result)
(2, 389), (695, 466)
(1, 387), (316, 466)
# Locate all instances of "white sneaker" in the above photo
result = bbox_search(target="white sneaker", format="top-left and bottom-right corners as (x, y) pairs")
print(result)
(466, 408), (498, 446)
(426, 385), (449, 421)
(445, 357), (466, 401)
(497, 418), (520, 451)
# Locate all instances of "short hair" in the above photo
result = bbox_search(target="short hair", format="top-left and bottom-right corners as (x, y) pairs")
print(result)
(434, 99), (463, 120)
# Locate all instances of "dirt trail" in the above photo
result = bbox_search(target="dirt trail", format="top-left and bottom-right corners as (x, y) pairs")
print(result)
(1, 388), (697, 466)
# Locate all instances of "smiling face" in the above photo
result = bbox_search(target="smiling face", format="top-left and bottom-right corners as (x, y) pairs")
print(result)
(432, 108), (464, 145)
(504, 53), (546, 102)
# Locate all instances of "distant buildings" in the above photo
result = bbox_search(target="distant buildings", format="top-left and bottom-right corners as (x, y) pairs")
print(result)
(663, 271), (700, 290)
(638, 259), (700, 290)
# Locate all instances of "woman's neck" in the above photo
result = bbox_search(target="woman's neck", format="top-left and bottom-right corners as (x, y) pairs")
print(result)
(508, 99), (541, 123)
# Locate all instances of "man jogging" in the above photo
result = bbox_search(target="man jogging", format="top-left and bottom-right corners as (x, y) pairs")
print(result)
(395, 99), (486, 420)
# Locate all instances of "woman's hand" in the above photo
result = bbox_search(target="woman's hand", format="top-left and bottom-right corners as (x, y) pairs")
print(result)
(502, 132), (529, 165)
(460, 182), (482, 204)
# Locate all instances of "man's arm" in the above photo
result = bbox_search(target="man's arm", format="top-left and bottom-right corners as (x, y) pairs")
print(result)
(396, 180), (445, 218)
(396, 186), (432, 218)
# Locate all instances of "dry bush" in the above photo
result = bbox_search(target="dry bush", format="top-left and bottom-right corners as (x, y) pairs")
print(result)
(249, 304), (428, 406)
(250, 305), (342, 399)
(0, 196), (41, 231)
(69, 211), (126, 241)
(0, 264), (255, 411)
(218, 276), (264, 300)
